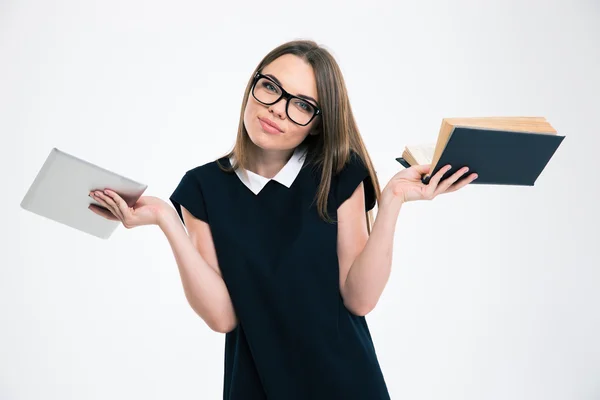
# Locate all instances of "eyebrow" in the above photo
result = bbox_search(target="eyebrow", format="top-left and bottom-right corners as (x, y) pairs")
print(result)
(264, 74), (319, 106)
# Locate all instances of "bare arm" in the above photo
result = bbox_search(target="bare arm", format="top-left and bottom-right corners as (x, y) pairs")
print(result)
(337, 183), (403, 316)
(336, 163), (475, 316)
(89, 189), (238, 333)
(159, 207), (238, 333)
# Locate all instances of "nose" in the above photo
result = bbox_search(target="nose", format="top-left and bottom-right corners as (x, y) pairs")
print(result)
(268, 97), (286, 120)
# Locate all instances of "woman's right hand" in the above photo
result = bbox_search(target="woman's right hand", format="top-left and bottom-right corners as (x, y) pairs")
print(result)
(88, 189), (170, 229)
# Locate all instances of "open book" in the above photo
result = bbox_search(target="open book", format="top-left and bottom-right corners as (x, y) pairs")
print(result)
(396, 117), (565, 186)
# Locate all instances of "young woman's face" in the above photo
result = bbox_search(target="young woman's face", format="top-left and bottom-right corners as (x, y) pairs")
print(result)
(243, 54), (320, 152)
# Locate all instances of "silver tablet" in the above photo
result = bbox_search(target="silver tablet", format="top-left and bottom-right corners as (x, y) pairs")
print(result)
(20, 148), (148, 239)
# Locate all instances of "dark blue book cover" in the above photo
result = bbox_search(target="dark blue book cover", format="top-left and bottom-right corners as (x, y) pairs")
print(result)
(396, 126), (565, 186)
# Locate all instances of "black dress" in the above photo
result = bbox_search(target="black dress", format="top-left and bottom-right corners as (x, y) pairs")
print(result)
(169, 148), (391, 400)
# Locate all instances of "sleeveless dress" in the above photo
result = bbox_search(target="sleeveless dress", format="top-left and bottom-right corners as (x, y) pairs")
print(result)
(170, 147), (391, 399)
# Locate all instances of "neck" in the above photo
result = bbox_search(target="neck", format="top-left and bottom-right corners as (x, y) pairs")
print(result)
(248, 143), (295, 179)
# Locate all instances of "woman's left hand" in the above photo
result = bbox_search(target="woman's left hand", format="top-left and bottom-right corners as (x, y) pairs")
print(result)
(382, 163), (478, 204)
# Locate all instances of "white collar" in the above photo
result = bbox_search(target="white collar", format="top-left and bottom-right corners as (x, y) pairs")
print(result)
(230, 146), (308, 195)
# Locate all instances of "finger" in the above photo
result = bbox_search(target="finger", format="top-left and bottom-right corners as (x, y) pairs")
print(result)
(92, 191), (123, 220)
(89, 192), (110, 209)
(427, 164), (453, 190)
(94, 190), (125, 220)
(88, 204), (119, 220)
(410, 164), (432, 175)
(103, 189), (131, 219)
(103, 189), (129, 209)
(90, 192), (120, 219)
(435, 166), (470, 195)
(447, 172), (479, 193)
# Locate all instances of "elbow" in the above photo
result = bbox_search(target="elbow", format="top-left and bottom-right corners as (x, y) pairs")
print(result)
(205, 310), (238, 333)
(344, 297), (377, 317)
(351, 303), (375, 317)
(189, 302), (238, 333)
(210, 317), (237, 333)
(341, 284), (378, 317)
(185, 292), (238, 333)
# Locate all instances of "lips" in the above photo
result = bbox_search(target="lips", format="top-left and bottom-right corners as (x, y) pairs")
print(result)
(258, 117), (283, 133)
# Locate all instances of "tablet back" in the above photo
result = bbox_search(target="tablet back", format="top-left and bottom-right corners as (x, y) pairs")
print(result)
(20, 148), (148, 239)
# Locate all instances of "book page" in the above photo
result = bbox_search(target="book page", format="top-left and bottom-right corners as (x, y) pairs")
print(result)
(407, 143), (435, 165)
(444, 117), (556, 134)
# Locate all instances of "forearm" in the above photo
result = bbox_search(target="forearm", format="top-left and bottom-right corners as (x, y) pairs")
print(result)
(343, 196), (404, 315)
(158, 209), (237, 333)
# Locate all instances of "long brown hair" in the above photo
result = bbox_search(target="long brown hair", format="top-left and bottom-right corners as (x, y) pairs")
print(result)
(219, 39), (380, 232)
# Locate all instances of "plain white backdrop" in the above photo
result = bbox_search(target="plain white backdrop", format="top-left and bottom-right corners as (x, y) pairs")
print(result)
(2, 0), (599, 399)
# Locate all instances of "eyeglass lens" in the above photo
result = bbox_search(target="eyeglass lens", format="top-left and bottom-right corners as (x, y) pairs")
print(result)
(253, 77), (316, 125)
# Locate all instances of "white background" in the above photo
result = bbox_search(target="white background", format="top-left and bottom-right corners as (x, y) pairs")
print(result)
(2, 0), (599, 399)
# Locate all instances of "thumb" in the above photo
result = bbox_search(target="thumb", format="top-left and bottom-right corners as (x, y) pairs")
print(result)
(411, 163), (432, 175)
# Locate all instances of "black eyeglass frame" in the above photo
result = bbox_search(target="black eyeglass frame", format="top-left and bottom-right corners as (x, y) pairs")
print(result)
(251, 72), (322, 126)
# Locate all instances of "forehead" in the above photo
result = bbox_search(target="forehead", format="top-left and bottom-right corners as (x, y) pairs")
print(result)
(261, 54), (318, 102)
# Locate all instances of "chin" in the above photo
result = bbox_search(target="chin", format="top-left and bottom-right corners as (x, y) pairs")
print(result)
(246, 129), (283, 151)
(245, 118), (285, 151)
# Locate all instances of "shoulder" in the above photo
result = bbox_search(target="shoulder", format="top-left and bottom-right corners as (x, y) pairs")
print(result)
(170, 157), (233, 223)
(337, 150), (367, 175)
(179, 156), (233, 184)
(304, 149), (366, 180)
(333, 150), (377, 211)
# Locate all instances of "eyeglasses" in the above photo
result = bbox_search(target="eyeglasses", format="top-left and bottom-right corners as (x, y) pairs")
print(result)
(251, 72), (321, 126)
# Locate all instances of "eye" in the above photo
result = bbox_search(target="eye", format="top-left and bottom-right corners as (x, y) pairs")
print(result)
(293, 99), (314, 113)
(261, 81), (279, 93)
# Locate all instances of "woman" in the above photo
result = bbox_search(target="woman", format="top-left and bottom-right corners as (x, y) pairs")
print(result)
(89, 39), (477, 399)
